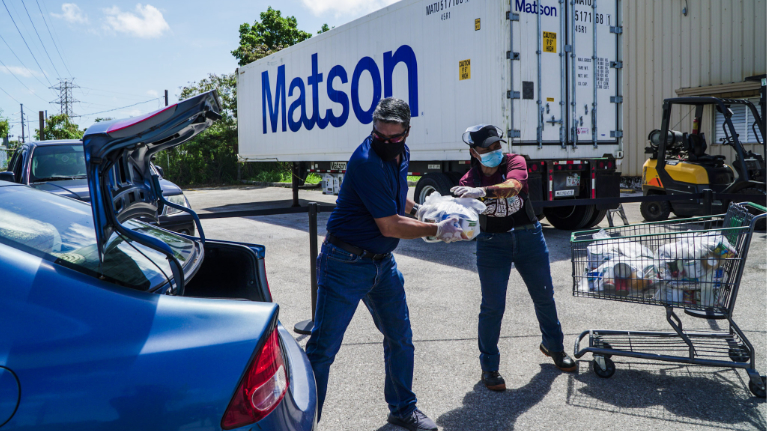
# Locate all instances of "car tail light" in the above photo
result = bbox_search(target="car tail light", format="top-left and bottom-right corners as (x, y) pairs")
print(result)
(221, 328), (289, 429)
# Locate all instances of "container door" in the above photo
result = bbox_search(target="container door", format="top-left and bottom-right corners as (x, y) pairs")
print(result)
(567, 0), (620, 157)
(509, 0), (567, 158)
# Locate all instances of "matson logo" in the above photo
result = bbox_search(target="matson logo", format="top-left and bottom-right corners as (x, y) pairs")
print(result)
(515, 0), (558, 16)
(261, 45), (418, 134)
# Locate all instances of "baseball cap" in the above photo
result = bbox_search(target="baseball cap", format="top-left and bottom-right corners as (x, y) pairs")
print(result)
(461, 124), (506, 148)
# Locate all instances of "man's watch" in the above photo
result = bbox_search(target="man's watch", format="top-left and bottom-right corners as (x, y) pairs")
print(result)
(410, 204), (420, 217)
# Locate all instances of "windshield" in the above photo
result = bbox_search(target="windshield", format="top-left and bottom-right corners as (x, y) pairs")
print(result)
(30, 144), (87, 182)
(0, 185), (198, 291)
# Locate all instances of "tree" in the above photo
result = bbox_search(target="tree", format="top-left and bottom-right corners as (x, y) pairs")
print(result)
(0, 110), (8, 141)
(35, 114), (84, 140)
(317, 23), (333, 34)
(232, 7), (312, 66)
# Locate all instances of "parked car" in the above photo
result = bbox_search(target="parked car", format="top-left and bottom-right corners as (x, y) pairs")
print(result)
(0, 91), (317, 430)
(0, 140), (196, 235)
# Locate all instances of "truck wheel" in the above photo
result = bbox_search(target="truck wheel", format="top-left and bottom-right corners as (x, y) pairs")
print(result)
(543, 205), (596, 230)
(640, 200), (670, 221)
(446, 171), (464, 186)
(583, 209), (607, 229)
(415, 173), (454, 204)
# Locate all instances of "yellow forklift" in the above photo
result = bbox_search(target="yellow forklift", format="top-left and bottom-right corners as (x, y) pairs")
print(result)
(640, 97), (765, 221)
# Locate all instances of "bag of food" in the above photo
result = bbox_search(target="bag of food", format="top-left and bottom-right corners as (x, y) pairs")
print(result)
(418, 192), (486, 242)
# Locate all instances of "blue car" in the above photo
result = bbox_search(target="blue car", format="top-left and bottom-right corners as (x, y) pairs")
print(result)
(0, 91), (317, 430)
(0, 140), (196, 235)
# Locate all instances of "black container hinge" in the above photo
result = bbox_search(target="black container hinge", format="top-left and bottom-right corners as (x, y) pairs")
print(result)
(610, 26), (623, 34)
(610, 130), (623, 138)
(610, 96), (623, 103)
(507, 51), (520, 60)
(507, 91), (521, 99)
(508, 130), (521, 138)
(610, 61), (623, 69)
(506, 12), (519, 21)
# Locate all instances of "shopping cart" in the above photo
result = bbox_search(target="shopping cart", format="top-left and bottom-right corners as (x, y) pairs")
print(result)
(570, 201), (767, 398)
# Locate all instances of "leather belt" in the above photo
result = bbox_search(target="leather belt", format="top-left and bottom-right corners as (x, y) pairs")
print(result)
(325, 233), (391, 260)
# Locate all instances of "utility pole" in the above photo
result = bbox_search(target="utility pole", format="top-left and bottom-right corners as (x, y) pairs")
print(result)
(164, 89), (168, 107)
(50, 78), (80, 117)
(20, 104), (25, 143)
(39, 111), (45, 141)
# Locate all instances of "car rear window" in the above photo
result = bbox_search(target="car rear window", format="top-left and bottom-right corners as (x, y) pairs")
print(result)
(0, 185), (197, 291)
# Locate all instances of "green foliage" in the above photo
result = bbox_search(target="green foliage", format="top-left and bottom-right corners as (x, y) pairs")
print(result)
(318, 23), (333, 34)
(0, 109), (9, 139)
(154, 73), (281, 186)
(36, 114), (84, 140)
(232, 7), (312, 66)
(94, 117), (114, 123)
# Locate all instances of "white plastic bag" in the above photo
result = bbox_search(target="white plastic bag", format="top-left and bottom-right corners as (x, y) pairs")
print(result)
(418, 192), (486, 242)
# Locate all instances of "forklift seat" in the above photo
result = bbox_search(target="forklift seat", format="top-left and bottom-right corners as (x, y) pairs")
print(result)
(686, 133), (726, 164)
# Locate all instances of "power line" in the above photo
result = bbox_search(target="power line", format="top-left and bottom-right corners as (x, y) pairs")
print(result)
(0, 57), (48, 102)
(0, 85), (21, 104)
(2, 0), (54, 87)
(34, 0), (72, 77)
(0, 33), (53, 91)
(20, 0), (61, 79)
(79, 97), (162, 117)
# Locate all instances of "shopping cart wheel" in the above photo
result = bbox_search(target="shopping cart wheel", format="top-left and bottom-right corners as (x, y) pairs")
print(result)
(728, 346), (751, 363)
(749, 376), (766, 398)
(594, 341), (613, 358)
(592, 356), (615, 378)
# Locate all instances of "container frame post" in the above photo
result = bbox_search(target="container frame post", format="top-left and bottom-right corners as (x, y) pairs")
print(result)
(294, 202), (320, 335)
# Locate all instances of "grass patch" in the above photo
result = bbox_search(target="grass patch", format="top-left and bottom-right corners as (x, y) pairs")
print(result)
(249, 170), (323, 184)
(407, 176), (421, 182)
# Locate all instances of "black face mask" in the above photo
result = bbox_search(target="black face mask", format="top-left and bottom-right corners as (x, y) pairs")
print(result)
(371, 137), (406, 162)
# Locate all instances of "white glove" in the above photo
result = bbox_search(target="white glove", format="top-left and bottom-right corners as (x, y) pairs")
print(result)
(451, 185), (486, 199)
(435, 216), (465, 243)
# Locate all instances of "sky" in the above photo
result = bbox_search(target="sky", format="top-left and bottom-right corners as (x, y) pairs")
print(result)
(0, 0), (398, 141)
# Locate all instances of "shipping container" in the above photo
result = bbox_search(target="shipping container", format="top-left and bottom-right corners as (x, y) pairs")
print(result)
(237, 0), (624, 229)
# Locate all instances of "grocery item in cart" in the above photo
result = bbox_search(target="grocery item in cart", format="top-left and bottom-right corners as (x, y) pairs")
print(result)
(418, 192), (486, 242)
(586, 230), (655, 270)
(655, 232), (737, 281)
(580, 256), (659, 297)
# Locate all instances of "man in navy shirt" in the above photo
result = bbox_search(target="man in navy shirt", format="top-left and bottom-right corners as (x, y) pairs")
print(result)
(306, 98), (461, 431)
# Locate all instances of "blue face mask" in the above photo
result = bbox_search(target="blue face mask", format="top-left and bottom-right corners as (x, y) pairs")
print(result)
(478, 149), (503, 168)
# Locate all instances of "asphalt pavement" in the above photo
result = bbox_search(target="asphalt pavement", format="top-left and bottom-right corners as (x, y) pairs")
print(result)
(186, 185), (767, 431)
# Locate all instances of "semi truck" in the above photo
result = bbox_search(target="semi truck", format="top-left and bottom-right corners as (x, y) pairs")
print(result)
(237, 0), (624, 229)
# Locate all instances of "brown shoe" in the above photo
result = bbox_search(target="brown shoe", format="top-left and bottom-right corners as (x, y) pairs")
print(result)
(481, 371), (506, 391)
(540, 344), (577, 372)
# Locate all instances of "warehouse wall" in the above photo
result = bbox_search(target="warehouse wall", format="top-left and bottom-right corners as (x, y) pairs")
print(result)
(622, 0), (766, 177)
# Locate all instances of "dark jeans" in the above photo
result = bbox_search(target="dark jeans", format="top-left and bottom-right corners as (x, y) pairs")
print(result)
(475, 222), (565, 372)
(305, 242), (417, 420)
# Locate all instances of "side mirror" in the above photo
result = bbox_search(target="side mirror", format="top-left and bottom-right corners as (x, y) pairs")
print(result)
(0, 171), (15, 183)
(154, 165), (165, 178)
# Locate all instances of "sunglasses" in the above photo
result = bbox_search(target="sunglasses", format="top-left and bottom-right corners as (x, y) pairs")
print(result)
(371, 127), (409, 143)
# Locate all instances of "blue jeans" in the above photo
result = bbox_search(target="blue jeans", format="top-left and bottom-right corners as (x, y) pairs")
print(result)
(305, 242), (416, 420)
(475, 222), (565, 372)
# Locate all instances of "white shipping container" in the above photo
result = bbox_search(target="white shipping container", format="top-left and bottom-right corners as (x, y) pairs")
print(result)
(237, 0), (623, 163)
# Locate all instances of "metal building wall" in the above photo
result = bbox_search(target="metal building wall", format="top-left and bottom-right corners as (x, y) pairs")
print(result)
(622, 0), (766, 177)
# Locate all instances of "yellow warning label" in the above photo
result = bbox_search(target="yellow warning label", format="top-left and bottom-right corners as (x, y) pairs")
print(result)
(543, 31), (557, 53)
(546, 97), (555, 102)
(459, 59), (471, 80)
(475, 18), (481, 31)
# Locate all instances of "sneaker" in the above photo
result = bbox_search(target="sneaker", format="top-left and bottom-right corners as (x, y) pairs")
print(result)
(387, 408), (438, 431)
(540, 344), (577, 372)
(481, 371), (506, 391)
